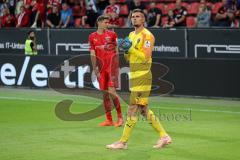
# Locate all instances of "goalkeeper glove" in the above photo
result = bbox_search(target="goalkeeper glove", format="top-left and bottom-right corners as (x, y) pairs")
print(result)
(117, 37), (132, 52)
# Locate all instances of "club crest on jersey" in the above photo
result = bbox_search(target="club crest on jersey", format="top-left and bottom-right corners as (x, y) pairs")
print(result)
(144, 40), (151, 48)
(137, 38), (141, 44)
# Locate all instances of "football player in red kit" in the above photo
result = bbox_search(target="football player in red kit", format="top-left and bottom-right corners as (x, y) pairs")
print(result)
(88, 15), (123, 127)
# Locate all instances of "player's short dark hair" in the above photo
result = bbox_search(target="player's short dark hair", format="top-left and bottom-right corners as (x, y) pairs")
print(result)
(131, 9), (146, 19)
(96, 15), (109, 22)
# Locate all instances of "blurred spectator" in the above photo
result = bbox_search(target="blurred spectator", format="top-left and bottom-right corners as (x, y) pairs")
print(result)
(96, 0), (109, 15)
(200, 0), (212, 14)
(227, 0), (237, 11)
(1, 7), (15, 27)
(215, 0), (234, 27)
(127, 0), (147, 27)
(15, 0), (24, 15)
(16, 5), (30, 27)
(236, 1), (240, 27)
(3, 0), (16, 15)
(57, 3), (74, 28)
(173, 0), (188, 27)
(47, 0), (62, 14)
(29, 0), (46, 28)
(163, 9), (175, 28)
(0, 0), (8, 17)
(104, 0), (119, 28)
(85, 0), (97, 13)
(46, 5), (60, 28)
(196, 5), (211, 27)
(82, 0), (98, 27)
(147, 2), (162, 28)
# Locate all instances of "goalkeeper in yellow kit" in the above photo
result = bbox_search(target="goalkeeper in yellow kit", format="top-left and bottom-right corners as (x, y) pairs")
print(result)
(106, 9), (172, 149)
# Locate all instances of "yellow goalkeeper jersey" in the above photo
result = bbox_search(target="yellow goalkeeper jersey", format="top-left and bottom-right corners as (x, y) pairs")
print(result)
(125, 28), (155, 92)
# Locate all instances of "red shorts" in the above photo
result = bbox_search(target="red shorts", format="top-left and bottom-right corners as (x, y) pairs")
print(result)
(97, 54), (119, 90)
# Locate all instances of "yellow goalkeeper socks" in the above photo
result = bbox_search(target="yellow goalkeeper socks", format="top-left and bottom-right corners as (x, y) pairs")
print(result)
(147, 110), (167, 137)
(119, 116), (138, 143)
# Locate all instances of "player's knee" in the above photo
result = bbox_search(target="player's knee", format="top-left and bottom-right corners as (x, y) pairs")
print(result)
(103, 91), (110, 97)
(127, 105), (138, 116)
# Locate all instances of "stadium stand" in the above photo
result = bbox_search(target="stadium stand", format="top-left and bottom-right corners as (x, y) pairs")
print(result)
(0, 0), (238, 28)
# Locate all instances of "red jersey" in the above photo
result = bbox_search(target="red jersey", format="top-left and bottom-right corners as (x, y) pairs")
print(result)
(89, 30), (119, 89)
(89, 30), (117, 63)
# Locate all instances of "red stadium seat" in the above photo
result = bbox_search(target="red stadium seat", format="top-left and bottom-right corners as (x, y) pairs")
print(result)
(118, 17), (125, 27)
(161, 16), (168, 26)
(186, 16), (196, 28)
(188, 2), (200, 14)
(156, 3), (164, 12)
(119, 4), (129, 16)
(163, 3), (175, 15)
(72, 5), (81, 17)
(181, 2), (189, 9)
(74, 18), (82, 27)
(167, 3), (176, 10)
(212, 2), (222, 14)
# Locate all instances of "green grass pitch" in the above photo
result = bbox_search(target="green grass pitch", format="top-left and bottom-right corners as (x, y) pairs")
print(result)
(0, 88), (239, 160)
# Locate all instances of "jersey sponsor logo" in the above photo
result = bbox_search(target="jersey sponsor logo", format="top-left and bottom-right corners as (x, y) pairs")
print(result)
(144, 40), (151, 48)
(194, 44), (240, 58)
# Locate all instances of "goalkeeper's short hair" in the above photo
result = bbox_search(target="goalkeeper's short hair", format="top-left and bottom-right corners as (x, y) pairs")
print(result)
(131, 9), (146, 20)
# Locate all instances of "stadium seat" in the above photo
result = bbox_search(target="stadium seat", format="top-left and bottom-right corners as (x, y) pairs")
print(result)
(163, 3), (175, 15)
(74, 18), (82, 27)
(161, 16), (168, 26)
(212, 2), (222, 14)
(72, 5), (81, 18)
(118, 17), (125, 27)
(186, 16), (196, 28)
(156, 3), (164, 12)
(167, 3), (176, 10)
(181, 2), (189, 9)
(119, 4), (129, 16)
(188, 2), (200, 14)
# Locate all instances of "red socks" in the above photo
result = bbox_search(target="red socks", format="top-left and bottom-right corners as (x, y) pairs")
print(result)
(103, 96), (112, 122)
